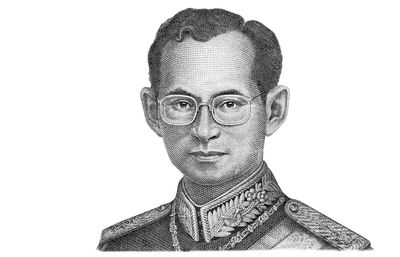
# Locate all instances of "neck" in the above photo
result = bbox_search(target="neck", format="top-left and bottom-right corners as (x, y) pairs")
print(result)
(183, 162), (264, 205)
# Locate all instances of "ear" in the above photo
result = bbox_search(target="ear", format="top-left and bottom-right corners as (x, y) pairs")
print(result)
(140, 87), (162, 137)
(265, 85), (290, 136)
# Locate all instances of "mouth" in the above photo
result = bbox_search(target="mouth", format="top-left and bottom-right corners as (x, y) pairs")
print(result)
(189, 150), (227, 162)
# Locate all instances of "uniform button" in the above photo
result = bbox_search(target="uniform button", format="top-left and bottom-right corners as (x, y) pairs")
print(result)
(289, 202), (299, 213)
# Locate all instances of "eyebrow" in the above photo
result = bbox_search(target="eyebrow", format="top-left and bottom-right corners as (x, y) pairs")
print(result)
(163, 88), (245, 100)
(164, 88), (197, 98)
(213, 89), (244, 98)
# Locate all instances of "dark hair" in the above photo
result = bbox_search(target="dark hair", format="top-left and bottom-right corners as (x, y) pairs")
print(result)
(148, 8), (282, 99)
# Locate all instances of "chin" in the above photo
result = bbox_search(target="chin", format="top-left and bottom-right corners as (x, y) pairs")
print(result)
(188, 176), (227, 186)
(188, 169), (236, 186)
(174, 159), (241, 185)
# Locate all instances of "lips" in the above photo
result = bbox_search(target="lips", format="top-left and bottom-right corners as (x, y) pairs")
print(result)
(190, 150), (227, 162)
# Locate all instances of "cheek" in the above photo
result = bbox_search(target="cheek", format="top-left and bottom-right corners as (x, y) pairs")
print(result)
(224, 109), (265, 158)
(234, 127), (265, 152)
(161, 124), (192, 154)
(250, 107), (267, 140)
(230, 108), (266, 143)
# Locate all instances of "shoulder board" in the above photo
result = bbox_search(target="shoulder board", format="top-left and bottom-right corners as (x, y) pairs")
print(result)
(99, 202), (171, 245)
(284, 199), (370, 250)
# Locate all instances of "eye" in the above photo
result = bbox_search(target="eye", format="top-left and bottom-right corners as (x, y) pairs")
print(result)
(223, 101), (237, 109)
(174, 100), (193, 111)
(217, 100), (243, 113)
(220, 100), (242, 109)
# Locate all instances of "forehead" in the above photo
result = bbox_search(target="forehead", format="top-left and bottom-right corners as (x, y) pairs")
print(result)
(158, 31), (258, 99)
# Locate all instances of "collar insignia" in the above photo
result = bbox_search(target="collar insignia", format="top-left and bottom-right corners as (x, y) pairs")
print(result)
(175, 162), (283, 243)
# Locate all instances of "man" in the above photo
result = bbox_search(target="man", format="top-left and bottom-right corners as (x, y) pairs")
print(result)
(98, 8), (371, 251)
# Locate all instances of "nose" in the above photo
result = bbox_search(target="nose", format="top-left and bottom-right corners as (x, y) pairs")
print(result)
(191, 105), (221, 143)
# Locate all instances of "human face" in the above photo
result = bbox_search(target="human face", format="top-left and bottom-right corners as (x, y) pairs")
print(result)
(157, 31), (267, 185)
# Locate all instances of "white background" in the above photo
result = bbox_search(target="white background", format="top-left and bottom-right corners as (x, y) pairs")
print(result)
(1, 0), (399, 256)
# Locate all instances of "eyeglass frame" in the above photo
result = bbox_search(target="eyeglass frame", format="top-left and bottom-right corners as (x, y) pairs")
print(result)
(157, 92), (265, 126)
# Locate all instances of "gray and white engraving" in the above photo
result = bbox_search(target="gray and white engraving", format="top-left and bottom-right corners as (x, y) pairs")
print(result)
(97, 8), (371, 251)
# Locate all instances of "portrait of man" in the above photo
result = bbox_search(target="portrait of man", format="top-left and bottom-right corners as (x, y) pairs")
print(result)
(97, 8), (371, 251)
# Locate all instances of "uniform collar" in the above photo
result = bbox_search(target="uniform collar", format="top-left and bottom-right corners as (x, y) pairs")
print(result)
(174, 162), (283, 243)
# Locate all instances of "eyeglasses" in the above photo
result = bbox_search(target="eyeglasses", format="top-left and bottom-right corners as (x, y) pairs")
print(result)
(158, 93), (264, 126)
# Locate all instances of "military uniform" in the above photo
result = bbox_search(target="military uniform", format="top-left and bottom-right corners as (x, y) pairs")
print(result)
(98, 163), (371, 251)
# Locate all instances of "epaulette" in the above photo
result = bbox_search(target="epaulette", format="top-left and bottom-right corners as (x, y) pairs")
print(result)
(99, 202), (172, 245)
(284, 199), (371, 250)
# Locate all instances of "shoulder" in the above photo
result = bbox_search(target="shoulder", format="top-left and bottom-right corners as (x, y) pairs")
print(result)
(282, 199), (371, 250)
(97, 202), (172, 250)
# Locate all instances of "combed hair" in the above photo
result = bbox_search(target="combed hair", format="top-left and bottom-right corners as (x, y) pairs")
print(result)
(148, 8), (282, 99)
